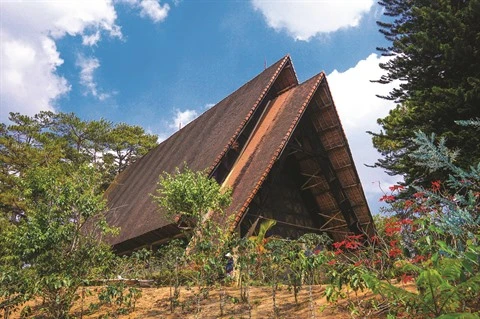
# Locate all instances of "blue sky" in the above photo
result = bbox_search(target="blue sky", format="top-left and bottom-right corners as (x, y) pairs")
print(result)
(0, 0), (401, 213)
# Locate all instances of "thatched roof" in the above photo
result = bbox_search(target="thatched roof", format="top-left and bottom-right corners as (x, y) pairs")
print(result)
(105, 55), (374, 253)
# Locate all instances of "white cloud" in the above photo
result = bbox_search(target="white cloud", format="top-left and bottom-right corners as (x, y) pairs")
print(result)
(327, 54), (402, 212)
(151, 107), (203, 143)
(169, 109), (198, 130)
(0, 0), (120, 121)
(77, 55), (110, 100)
(117, 0), (170, 23)
(139, 0), (170, 23)
(0, 0), (173, 122)
(1, 33), (70, 118)
(82, 31), (101, 46)
(251, 0), (374, 40)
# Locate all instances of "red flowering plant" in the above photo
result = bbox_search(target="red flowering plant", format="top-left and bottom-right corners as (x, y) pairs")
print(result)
(324, 217), (410, 303)
(361, 131), (480, 317)
(324, 233), (370, 302)
(323, 128), (480, 316)
(363, 181), (480, 317)
(323, 181), (453, 309)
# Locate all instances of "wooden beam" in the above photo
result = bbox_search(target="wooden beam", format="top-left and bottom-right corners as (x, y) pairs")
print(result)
(334, 164), (353, 171)
(317, 87), (333, 106)
(299, 113), (361, 234)
(317, 212), (344, 223)
(316, 124), (341, 134)
(287, 143), (327, 159)
(316, 103), (333, 111)
(286, 136), (329, 159)
(301, 181), (326, 191)
(310, 187), (330, 196)
(286, 149), (299, 156)
(318, 211), (342, 229)
(276, 84), (297, 95)
(342, 183), (359, 189)
(256, 216), (328, 234)
(320, 223), (348, 232)
(300, 169), (321, 189)
(245, 215), (260, 238)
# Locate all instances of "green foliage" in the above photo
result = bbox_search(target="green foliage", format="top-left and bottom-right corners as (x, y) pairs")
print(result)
(356, 130), (480, 317)
(0, 163), (116, 318)
(0, 111), (157, 213)
(284, 233), (331, 304)
(364, 244), (480, 317)
(372, 0), (480, 186)
(325, 256), (368, 303)
(95, 283), (142, 318)
(152, 166), (233, 317)
(234, 235), (257, 318)
(0, 111), (155, 318)
(437, 314), (480, 319)
(152, 166), (232, 231)
(248, 219), (276, 254)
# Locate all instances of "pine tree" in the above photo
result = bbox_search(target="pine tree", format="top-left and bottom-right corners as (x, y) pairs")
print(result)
(0, 111), (158, 219)
(372, 0), (480, 186)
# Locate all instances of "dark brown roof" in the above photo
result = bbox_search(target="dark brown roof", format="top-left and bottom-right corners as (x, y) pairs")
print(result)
(105, 55), (294, 246)
(105, 55), (374, 251)
(221, 73), (325, 228)
(219, 73), (374, 241)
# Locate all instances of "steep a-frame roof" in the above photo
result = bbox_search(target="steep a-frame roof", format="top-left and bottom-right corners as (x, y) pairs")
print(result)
(221, 73), (324, 227)
(106, 56), (297, 250)
(105, 55), (373, 252)
(222, 72), (373, 242)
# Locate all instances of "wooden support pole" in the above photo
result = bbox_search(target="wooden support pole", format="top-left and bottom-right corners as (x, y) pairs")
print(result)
(319, 223), (348, 232)
(317, 212), (344, 223)
(300, 169), (321, 189)
(318, 211), (342, 229)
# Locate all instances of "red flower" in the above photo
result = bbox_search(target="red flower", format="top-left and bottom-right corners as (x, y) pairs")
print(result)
(401, 218), (413, 225)
(334, 249), (343, 255)
(389, 185), (405, 191)
(370, 235), (379, 242)
(389, 240), (399, 247)
(413, 192), (425, 199)
(333, 241), (345, 249)
(379, 195), (396, 202)
(389, 247), (402, 258)
(327, 260), (336, 265)
(431, 180), (441, 192)
(345, 241), (361, 250)
(411, 255), (425, 263)
(385, 224), (401, 236)
(403, 200), (414, 208)
(400, 274), (414, 284)
(354, 260), (363, 267)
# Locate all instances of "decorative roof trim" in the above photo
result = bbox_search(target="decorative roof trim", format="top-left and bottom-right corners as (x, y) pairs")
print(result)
(207, 55), (292, 176)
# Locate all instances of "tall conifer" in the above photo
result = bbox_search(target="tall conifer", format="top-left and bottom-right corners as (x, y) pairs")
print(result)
(372, 0), (480, 186)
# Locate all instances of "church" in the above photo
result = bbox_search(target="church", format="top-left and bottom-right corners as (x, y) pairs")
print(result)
(105, 55), (374, 254)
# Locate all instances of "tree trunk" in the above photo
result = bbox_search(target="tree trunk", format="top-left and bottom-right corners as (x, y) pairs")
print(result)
(309, 279), (315, 319)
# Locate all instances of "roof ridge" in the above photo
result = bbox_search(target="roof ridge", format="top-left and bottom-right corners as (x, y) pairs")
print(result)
(231, 72), (325, 229)
(207, 55), (293, 175)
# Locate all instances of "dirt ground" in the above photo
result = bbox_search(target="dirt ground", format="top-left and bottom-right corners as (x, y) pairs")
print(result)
(7, 284), (396, 319)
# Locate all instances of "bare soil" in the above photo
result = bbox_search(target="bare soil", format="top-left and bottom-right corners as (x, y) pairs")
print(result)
(8, 284), (400, 319)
